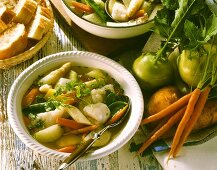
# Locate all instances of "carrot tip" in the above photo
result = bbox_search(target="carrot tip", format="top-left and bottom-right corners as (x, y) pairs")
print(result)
(166, 156), (171, 165)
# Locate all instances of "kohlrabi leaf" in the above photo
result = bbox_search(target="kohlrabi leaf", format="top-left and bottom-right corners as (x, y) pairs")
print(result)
(171, 0), (189, 27)
(154, 8), (174, 38)
(153, 0), (216, 61)
(190, 0), (206, 15)
(184, 20), (203, 49)
(171, 0), (204, 27)
(204, 14), (217, 42)
(154, 0), (200, 58)
(161, 0), (179, 10)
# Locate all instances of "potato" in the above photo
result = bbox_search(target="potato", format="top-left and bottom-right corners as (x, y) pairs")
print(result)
(34, 125), (63, 143)
(193, 100), (217, 130)
(56, 134), (82, 147)
(147, 86), (181, 115)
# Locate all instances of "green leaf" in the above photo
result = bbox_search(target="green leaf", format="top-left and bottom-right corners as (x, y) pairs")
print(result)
(171, 0), (204, 27)
(190, 0), (206, 15)
(184, 19), (203, 49)
(171, 0), (189, 27)
(154, 8), (174, 38)
(105, 92), (129, 106)
(155, 0), (200, 58)
(161, 0), (179, 10)
(154, 0), (216, 60)
(108, 101), (127, 116)
(204, 14), (217, 42)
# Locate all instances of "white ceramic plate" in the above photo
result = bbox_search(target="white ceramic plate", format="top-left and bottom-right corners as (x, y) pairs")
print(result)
(154, 136), (217, 170)
(7, 51), (144, 160)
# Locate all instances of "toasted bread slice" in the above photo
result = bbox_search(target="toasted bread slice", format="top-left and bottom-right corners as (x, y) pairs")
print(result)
(1, 9), (15, 24)
(0, 23), (28, 59)
(39, 14), (51, 33)
(0, 3), (7, 16)
(13, 0), (37, 25)
(0, 19), (7, 33)
(28, 13), (51, 40)
(0, 3), (15, 24)
(36, 5), (52, 19)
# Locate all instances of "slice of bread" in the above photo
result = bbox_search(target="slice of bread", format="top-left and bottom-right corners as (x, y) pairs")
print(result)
(0, 19), (7, 33)
(39, 14), (51, 33)
(0, 3), (15, 24)
(28, 13), (51, 40)
(13, 0), (37, 25)
(36, 5), (52, 19)
(0, 3), (7, 16)
(0, 23), (28, 59)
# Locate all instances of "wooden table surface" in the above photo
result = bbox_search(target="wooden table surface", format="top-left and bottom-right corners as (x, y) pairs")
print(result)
(0, 8), (162, 170)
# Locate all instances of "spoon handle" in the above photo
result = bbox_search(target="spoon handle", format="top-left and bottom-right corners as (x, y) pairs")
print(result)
(58, 138), (95, 170)
(58, 125), (111, 170)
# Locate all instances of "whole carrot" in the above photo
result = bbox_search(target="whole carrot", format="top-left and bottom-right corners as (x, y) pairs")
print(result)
(136, 106), (186, 156)
(173, 86), (211, 157)
(141, 93), (192, 125)
(168, 88), (201, 159)
(146, 117), (169, 139)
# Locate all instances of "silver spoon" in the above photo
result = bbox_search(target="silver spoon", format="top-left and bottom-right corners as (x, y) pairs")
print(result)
(58, 99), (131, 170)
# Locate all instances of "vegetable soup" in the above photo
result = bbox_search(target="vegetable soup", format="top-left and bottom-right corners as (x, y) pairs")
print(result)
(22, 62), (129, 153)
(64, 0), (159, 26)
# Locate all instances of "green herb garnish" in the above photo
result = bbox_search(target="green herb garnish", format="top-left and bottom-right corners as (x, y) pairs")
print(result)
(27, 113), (44, 131)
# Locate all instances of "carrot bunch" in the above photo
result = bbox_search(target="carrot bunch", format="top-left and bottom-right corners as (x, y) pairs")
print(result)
(137, 44), (217, 159)
(137, 82), (212, 158)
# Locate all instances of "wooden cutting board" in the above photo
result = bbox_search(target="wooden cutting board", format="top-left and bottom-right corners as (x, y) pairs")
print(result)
(49, 0), (150, 56)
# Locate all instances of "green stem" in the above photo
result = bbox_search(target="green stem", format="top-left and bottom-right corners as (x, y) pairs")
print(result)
(155, 0), (197, 61)
(197, 48), (211, 89)
(198, 37), (217, 89)
(210, 37), (217, 86)
(211, 67), (217, 86)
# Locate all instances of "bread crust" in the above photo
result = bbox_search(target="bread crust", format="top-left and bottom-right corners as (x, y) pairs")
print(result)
(0, 3), (15, 24)
(36, 5), (52, 19)
(28, 13), (50, 40)
(0, 23), (28, 59)
(13, 0), (37, 25)
(0, 19), (7, 33)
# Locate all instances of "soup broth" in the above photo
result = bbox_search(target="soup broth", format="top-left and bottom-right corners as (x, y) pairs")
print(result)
(22, 62), (129, 152)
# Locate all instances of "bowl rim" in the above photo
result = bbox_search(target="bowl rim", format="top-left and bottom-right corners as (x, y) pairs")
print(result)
(7, 51), (144, 160)
(61, 0), (154, 29)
